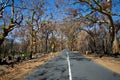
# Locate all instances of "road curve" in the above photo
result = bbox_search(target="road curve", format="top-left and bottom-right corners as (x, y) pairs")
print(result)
(24, 50), (120, 80)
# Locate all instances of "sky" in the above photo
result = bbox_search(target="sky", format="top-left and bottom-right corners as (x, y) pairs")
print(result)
(2, 0), (120, 22)
(1, 0), (120, 42)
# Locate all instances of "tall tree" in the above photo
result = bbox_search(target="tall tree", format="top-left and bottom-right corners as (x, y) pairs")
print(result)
(40, 21), (55, 53)
(0, 0), (23, 46)
(73, 0), (120, 54)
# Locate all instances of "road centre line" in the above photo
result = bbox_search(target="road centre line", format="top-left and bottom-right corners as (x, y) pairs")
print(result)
(66, 52), (72, 80)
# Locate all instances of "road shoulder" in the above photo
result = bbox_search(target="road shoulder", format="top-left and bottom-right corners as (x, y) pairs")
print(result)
(83, 54), (120, 74)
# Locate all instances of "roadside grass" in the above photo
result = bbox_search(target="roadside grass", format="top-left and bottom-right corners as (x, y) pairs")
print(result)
(0, 52), (61, 80)
(83, 54), (120, 74)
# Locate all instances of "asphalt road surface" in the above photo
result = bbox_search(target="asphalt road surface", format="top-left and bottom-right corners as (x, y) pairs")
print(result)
(24, 50), (120, 80)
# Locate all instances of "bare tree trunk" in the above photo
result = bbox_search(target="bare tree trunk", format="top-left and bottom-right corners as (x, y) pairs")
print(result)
(112, 29), (119, 56)
(0, 39), (4, 46)
(45, 34), (48, 53)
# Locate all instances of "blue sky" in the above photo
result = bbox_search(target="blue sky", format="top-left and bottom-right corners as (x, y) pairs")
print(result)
(1, 0), (120, 42)
(3, 0), (120, 22)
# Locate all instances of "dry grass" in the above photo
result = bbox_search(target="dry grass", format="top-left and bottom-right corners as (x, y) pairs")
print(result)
(83, 54), (120, 74)
(0, 52), (60, 80)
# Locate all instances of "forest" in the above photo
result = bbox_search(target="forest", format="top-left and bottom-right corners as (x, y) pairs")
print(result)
(0, 0), (120, 65)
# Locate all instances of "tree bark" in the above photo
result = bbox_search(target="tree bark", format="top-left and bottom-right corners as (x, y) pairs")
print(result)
(45, 34), (48, 53)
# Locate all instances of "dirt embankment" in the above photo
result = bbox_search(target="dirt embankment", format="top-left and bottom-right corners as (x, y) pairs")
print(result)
(84, 54), (120, 74)
(0, 52), (60, 80)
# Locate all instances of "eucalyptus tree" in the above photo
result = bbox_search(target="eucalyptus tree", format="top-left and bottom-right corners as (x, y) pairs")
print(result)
(0, 0), (23, 46)
(73, 0), (120, 54)
(40, 20), (55, 53)
(16, 0), (45, 56)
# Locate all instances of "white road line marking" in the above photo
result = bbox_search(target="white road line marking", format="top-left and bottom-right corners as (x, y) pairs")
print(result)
(66, 52), (72, 80)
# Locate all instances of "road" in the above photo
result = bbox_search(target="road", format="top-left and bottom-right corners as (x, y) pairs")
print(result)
(24, 50), (120, 80)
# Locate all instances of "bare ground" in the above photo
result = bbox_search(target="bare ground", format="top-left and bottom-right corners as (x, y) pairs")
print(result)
(0, 52), (60, 80)
(83, 54), (120, 74)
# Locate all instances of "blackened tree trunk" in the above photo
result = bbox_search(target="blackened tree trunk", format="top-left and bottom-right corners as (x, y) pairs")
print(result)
(45, 34), (48, 53)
